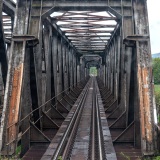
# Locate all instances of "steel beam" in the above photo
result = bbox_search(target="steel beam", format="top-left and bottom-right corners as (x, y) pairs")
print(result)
(3, 0), (15, 17)
(31, 1), (130, 16)
(0, 0), (33, 154)
(52, 31), (58, 98)
(133, 0), (156, 155)
(57, 37), (63, 100)
(43, 25), (52, 111)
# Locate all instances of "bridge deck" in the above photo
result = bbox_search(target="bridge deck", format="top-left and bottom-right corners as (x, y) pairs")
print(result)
(22, 78), (141, 160)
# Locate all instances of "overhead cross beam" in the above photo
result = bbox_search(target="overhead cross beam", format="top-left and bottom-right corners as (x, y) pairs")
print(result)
(50, 9), (118, 54)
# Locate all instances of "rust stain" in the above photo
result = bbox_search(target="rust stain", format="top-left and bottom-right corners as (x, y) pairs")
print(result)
(7, 64), (24, 144)
(138, 66), (145, 140)
(138, 65), (153, 143)
(142, 67), (152, 143)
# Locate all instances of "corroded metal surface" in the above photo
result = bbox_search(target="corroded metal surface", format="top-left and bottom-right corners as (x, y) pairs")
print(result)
(7, 64), (23, 149)
(138, 66), (152, 142)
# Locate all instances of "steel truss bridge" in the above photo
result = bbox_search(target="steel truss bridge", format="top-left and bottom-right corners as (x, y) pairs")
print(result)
(0, 0), (158, 159)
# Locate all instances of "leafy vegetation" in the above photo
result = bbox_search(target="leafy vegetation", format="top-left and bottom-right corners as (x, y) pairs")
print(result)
(16, 145), (21, 156)
(0, 156), (21, 160)
(153, 156), (160, 160)
(0, 146), (21, 160)
(153, 58), (160, 84)
(120, 152), (160, 160)
(90, 67), (97, 76)
(58, 156), (63, 160)
(154, 86), (160, 124)
(155, 85), (160, 105)
(153, 58), (160, 123)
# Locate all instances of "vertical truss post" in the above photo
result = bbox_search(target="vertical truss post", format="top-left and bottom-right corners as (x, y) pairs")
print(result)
(110, 43), (114, 94)
(0, 0), (36, 154)
(75, 54), (77, 84)
(29, 0), (43, 108)
(69, 48), (73, 88)
(57, 36), (63, 100)
(61, 39), (65, 93)
(107, 49), (111, 90)
(72, 50), (74, 87)
(106, 50), (109, 89)
(62, 41), (66, 92)
(80, 57), (85, 81)
(42, 26), (47, 106)
(116, 34), (121, 101)
(73, 52), (76, 86)
(43, 25), (52, 111)
(113, 38), (117, 99)
(64, 45), (69, 92)
(52, 31), (58, 98)
(121, 11), (133, 113)
(67, 46), (70, 90)
(76, 56), (80, 83)
(116, 0), (134, 124)
(133, 0), (156, 155)
(105, 54), (107, 86)
(103, 63), (106, 86)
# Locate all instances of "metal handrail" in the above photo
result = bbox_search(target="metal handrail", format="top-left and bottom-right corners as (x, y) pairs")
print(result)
(5, 77), (89, 147)
(6, 78), (88, 130)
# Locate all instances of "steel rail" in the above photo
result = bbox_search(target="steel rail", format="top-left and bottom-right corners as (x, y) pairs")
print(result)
(95, 81), (104, 160)
(90, 78), (104, 160)
(91, 79), (96, 160)
(52, 79), (91, 160)
(61, 79), (91, 159)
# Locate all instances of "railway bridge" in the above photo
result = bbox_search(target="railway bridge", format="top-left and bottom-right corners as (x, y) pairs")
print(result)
(0, 0), (158, 159)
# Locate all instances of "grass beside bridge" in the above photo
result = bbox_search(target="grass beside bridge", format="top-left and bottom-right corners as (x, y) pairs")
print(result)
(155, 85), (160, 123)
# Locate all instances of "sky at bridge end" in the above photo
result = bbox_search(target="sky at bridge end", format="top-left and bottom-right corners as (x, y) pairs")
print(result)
(147, 0), (160, 54)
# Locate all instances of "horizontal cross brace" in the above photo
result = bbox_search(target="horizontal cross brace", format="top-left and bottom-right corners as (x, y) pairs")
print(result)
(60, 25), (116, 28)
(67, 35), (111, 37)
(53, 17), (117, 21)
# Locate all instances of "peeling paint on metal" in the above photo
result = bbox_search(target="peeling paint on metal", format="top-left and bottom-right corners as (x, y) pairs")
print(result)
(142, 67), (152, 143)
(138, 65), (152, 143)
(7, 64), (23, 144)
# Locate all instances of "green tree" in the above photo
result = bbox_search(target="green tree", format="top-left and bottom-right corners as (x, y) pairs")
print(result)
(90, 67), (97, 76)
(153, 58), (160, 84)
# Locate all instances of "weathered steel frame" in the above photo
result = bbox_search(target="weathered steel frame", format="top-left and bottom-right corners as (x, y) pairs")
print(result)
(0, 0), (157, 157)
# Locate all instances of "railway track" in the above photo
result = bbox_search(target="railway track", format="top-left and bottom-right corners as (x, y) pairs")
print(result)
(58, 78), (106, 160)
(42, 77), (116, 160)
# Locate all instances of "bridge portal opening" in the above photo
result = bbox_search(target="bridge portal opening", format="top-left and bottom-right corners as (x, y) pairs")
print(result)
(90, 67), (97, 76)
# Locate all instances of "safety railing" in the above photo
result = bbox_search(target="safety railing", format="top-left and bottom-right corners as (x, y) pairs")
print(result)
(2, 77), (90, 155)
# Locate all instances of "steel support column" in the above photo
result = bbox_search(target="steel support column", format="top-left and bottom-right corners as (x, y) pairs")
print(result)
(133, 0), (156, 155)
(57, 37), (63, 100)
(52, 31), (58, 98)
(0, 0), (33, 154)
(43, 25), (52, 111)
